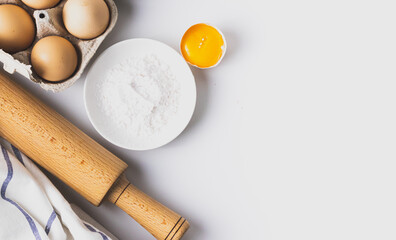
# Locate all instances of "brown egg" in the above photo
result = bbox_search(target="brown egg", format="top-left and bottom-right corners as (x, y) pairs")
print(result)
(21, 0), (60, 10)
(63, 0), (110, 40)
(0, 4), (35, 53)
(31, 36), (78, 82)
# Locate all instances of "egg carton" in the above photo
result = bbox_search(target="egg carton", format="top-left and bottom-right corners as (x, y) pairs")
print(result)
(0, 0), (117, 92)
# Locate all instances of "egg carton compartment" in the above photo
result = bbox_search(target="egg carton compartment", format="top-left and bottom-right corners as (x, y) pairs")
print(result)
(0, 0), (117, 92)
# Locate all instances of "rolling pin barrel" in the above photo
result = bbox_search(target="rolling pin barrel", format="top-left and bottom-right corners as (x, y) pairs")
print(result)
(0, 71), (189, 240)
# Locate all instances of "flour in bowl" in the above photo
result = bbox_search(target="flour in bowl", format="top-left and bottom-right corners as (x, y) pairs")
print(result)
(98, 54), (180, 137)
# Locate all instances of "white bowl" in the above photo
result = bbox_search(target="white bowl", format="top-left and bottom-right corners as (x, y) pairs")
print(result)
(84, 39), (196, 150)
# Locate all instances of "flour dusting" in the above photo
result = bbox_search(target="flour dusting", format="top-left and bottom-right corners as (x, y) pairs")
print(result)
(98, 54), (180, 137)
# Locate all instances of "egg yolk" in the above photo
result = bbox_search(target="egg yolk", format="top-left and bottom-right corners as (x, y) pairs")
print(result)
(181, 23), (225, 68)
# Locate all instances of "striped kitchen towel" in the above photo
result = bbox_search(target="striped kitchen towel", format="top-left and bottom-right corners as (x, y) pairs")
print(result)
(0, 138), (118, 240)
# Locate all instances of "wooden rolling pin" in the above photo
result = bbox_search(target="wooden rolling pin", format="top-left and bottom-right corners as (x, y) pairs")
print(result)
(0, 71), (189, 240)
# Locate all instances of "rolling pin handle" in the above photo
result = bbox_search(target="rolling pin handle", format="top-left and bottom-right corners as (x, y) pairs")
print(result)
(0, 71), (190, 239)
(107, 175), (189, 240)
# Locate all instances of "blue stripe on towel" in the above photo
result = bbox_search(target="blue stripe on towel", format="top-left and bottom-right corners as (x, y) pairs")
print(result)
(11, 145), (24, 166)
(1, 146), (42, 240)
(45, 209), (57, 234)
(84, 223), (109, 240)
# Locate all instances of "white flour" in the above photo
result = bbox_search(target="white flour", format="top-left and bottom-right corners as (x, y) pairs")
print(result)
(98, 54), (180, 137)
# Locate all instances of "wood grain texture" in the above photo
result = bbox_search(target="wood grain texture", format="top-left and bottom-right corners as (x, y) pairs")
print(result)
(108, 175), (190, 240)
(0, 72), (128, 205)
(0, 71), (189, 239)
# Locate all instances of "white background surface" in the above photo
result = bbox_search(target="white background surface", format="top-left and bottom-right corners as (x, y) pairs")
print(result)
(7, 0), (396, 239)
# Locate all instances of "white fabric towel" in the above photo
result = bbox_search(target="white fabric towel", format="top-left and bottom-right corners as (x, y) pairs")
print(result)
(0, 138), (118, 240)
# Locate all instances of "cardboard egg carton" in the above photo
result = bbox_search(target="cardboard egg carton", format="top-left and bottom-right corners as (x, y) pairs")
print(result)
(0, 0), (117, 92)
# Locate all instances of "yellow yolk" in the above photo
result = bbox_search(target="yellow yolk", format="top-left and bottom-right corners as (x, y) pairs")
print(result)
(181, 23), (225, 68)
